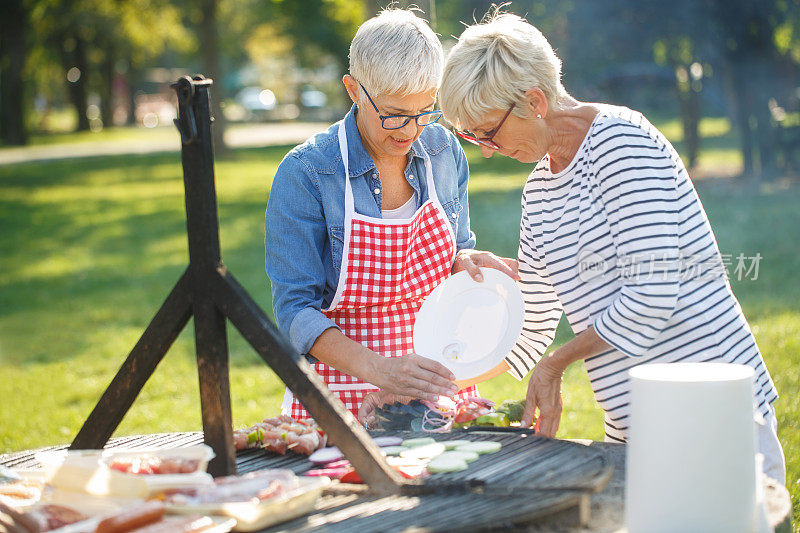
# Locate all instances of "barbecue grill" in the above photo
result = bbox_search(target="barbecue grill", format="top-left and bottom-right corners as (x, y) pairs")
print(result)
(2, 429), (613, 531)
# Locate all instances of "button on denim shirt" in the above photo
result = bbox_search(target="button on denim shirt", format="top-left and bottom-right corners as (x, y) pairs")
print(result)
(265, 105), (476, 356)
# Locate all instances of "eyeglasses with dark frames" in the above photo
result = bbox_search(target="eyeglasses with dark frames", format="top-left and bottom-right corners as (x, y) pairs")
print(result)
(358, 82), (442, 130)
(455, 103), (516, 150)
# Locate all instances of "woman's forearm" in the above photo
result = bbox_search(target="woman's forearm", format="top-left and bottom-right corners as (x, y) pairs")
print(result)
(309, 327), (383, 385)
(546, 326), (611, 373)
(308, 327), (458, 400)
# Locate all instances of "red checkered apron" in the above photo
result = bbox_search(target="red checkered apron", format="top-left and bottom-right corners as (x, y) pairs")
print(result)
(282, 123), (478, 420)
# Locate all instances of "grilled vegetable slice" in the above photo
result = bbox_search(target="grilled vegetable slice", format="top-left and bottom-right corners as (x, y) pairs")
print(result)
(454, 441), (502, 455)
(427, 456), (468, 473)
(380, 446), (409, 456)
(372, 436), (403, 447)
(438, 450), (479, 463)
(399, 443), (446, 460)
(439, 440), (471, 450)
(401, 437), (435, 448)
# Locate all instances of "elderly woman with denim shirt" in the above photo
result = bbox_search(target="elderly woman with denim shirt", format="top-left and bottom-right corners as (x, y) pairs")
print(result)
(265, 9), (516, 421)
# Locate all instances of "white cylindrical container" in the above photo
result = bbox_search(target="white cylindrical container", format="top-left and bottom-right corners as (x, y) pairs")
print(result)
(625, 362), (757, 533)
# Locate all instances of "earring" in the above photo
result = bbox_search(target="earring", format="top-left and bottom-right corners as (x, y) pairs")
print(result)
(536, 113), (542, 119)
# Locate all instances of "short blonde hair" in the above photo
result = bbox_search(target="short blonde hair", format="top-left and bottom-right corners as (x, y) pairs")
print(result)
(440, 11), (567, 130)
(349, 8), (443, 99)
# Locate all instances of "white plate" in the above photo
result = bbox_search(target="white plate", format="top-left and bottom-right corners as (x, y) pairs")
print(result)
(413, 267), (524, 381)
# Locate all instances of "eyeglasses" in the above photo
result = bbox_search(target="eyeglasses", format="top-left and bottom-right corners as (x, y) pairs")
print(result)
(358, 82), (442, 130)
(455, 103), (516, 150)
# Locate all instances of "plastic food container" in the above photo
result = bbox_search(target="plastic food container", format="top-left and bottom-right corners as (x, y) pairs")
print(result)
(99, 445), (215, 475)
(35, 446), (215, 498)
(166, 476), (330, 532)
(99, 446), (215, 496)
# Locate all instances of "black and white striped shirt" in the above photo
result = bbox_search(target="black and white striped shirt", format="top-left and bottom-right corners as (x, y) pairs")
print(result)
(504, 105), (778, 441)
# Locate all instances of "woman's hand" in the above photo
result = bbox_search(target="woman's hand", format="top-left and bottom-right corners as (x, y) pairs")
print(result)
(369, 353), (458, 402)
(357, 391), (413, 428)
(452, 248), (519, 282)
(520, 354), (565, 438)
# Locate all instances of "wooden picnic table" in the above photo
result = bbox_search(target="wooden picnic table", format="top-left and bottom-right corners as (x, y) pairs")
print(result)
(0, 432), (791, 532)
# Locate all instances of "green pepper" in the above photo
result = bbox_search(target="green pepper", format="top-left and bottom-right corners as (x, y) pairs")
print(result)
(247, 428), (262, 444)
(472, 412), (510, 427)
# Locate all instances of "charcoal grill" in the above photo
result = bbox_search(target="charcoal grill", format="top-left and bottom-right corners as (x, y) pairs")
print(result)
(1, 429), (613, 531)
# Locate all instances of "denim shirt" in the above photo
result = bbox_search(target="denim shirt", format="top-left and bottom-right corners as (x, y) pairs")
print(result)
(265, 105), (476, 356)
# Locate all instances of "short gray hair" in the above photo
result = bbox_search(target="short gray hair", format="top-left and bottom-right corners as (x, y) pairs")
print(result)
(440, 12), (567, 130)
(349, 8), (443, 98)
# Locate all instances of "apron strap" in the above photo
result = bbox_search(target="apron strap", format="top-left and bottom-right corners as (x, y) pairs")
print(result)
(325, 123), (354, 312)
(338, 122), (355, 216)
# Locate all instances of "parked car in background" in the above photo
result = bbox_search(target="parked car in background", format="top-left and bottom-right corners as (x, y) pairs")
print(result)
(233, 86), (277, 121)
(134, 92), (177, 128)
(300, 86), (327, 109)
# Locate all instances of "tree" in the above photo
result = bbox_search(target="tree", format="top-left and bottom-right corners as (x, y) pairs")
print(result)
(709, 0), (789, 181)
(244, 0), (364, 74)
(200, 0), (226, 152)
(8, 0), (193, 141)
(0, 0), (30, 145)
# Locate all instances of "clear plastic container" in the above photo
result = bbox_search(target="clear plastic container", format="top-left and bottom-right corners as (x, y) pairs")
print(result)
(165, 472), (329, 532)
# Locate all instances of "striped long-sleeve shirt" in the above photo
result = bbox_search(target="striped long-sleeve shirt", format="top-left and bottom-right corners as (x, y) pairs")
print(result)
(504, 105), (778, 441)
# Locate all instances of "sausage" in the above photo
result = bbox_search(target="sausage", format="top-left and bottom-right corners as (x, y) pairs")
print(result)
(95, 501), (165, 533)
(127, 515), (213, 533)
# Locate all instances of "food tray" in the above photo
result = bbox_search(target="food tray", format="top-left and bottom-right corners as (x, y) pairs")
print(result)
(99, 445), (215, 474)
(166, 476), (330, 532)
(35, 446), (215, 497)
(48, 514), (237, 533)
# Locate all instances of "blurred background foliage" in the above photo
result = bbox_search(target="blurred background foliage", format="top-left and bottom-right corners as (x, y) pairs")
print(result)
(2, 0), (800, 180)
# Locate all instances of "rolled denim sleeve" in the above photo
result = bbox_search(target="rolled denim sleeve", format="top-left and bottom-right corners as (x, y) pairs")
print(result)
(265, 155), (340, 355)
(452, 136), (476, 250)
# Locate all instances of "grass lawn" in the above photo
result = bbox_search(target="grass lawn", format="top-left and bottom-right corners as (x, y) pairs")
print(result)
(0, 119), (797, 529)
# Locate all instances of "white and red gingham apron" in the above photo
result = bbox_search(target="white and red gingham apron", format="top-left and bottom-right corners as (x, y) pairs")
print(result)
(282, 123), (478, 420)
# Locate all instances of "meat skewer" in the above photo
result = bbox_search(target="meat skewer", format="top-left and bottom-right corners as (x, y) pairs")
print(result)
(232, 416), (326, 455)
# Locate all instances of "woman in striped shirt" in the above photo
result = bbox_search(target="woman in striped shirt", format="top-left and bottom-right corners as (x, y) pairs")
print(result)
(439, 11), (785, 483)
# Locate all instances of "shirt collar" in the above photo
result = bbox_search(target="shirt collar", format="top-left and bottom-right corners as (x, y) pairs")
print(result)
(342, 104), (426, 179)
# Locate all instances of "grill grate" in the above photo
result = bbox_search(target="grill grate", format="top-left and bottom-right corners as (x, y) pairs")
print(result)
(1, 430), (611, 532)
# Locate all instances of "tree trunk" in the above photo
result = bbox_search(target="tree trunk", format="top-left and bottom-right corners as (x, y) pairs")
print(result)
(721, 58), (755, 179)
(0, 0), (29, 145)
(199, 0), (227, 153)
(751, 61), (779, 180)
(673, 64), (701, 170)
(61, 35), (91, 132)
(100, 45), (115, 128)
(127, 62), (139, 126)
(681, 87), (700, 169)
